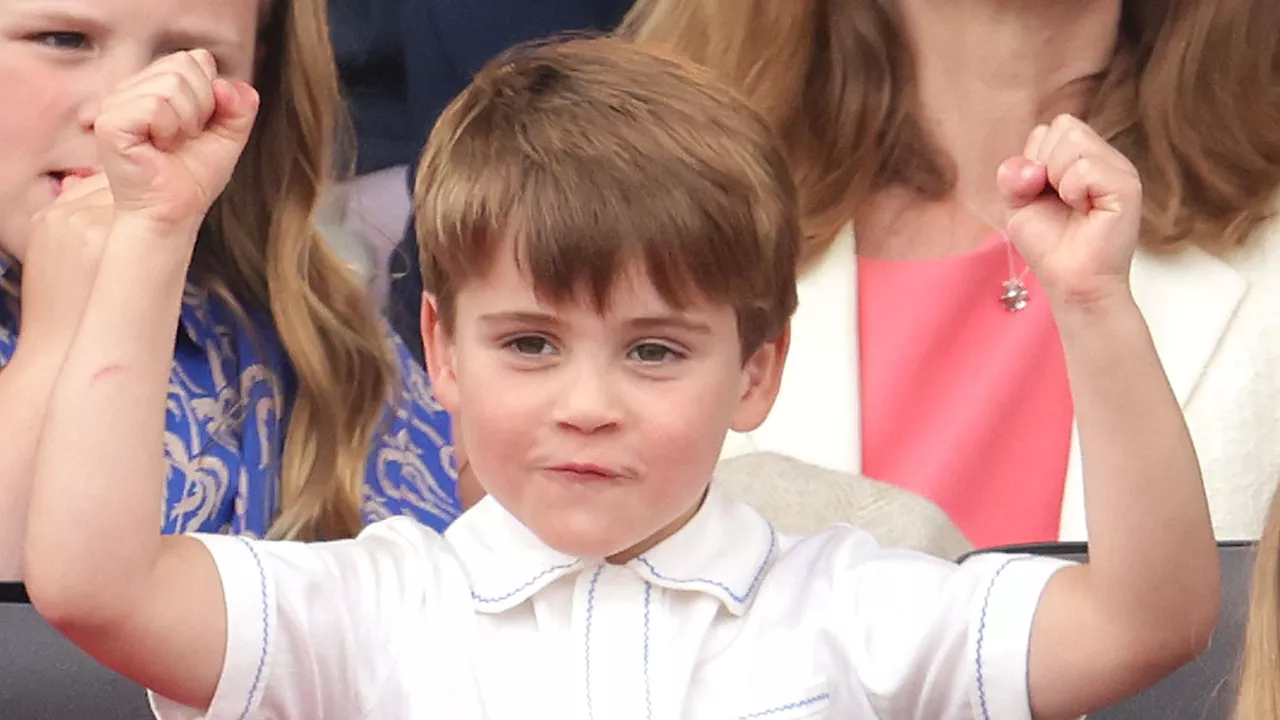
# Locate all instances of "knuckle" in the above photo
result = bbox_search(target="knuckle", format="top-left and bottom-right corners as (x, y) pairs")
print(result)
(153, 74), (189, 102)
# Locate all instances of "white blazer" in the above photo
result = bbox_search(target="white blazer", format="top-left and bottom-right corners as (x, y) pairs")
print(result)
(723, 218), (1280, 541)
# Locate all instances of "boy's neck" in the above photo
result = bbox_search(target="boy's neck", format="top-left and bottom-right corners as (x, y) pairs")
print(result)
(606, 484), (710, 564)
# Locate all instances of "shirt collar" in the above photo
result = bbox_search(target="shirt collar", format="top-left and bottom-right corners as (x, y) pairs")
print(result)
(446, 482), (777, 617)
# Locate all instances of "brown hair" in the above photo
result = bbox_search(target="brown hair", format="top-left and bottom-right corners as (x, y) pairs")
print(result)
(413, 37), (800, 356)
(194, 0), (394, 540)
(1235, 488), (1280, 720)
(621, 0), (1280, 265)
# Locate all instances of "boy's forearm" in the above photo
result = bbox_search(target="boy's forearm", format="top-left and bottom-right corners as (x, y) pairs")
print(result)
(0, 353), (63, 579)
(1054, 293), (1219, 639)
(24, 223), (192, 621)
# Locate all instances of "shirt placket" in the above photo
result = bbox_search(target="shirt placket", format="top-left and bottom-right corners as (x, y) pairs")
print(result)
(574, 563), (654, 720)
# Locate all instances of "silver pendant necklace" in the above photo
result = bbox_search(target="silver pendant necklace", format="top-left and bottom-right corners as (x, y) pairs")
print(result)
(962, 200), (1031, 312)
(999, 242), (1032, 311)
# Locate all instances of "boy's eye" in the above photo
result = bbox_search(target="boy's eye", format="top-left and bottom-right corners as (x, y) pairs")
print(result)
(506, 335), (555, 356)
(32, 32), (89, 51)
(629, 342), (681, 364)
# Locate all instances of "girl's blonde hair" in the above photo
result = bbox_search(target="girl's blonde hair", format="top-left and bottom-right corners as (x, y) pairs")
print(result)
(194, 0), (394, 540)
(1236, 489), (1280, 720)
(620, 0), (1280, 266)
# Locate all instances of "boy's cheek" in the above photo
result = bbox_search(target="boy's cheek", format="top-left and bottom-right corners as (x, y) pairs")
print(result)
(449, 414), (487, 510)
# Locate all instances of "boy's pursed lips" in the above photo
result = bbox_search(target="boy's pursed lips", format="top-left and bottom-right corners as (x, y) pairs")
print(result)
(543, 461), (633, 482)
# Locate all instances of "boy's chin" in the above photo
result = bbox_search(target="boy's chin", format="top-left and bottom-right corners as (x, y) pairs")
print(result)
(537, 526), (649, 563)
(529, 517), (664, 564)
(519, 490), (708, 563)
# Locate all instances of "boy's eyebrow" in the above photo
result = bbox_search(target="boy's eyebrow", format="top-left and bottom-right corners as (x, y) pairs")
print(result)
(477, 311), (563, 327)
(475, 311), (713, 336)
(624, 315), (714, 336)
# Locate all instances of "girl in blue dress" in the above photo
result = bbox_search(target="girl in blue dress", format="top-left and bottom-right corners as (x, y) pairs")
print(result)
(0, 0), (460, 578)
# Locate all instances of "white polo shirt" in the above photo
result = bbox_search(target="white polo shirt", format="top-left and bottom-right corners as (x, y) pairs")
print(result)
(151, 484), (1069, 719)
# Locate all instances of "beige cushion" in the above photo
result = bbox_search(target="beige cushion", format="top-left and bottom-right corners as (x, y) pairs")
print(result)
(716, 452), (972, 561)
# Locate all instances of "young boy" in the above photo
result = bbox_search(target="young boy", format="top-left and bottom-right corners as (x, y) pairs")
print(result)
(23, 38), (1219, 720)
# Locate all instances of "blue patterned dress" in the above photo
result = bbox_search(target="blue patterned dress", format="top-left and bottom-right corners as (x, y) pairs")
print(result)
(0, 264), (461, 537)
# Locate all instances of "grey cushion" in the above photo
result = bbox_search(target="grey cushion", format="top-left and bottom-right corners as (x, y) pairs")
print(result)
(716, 452), (973, 560)
(0, 583), (151, 720)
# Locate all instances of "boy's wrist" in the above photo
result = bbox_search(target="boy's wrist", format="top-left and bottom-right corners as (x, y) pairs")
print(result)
(1048, 281), (1140, 324)
(1049, 288), (1152, 359)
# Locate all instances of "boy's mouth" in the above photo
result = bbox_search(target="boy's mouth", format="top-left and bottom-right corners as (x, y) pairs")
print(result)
(546, 462), (626, 481)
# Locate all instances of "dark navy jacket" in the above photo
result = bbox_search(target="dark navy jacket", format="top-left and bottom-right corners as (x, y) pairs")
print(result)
(331, 1), (634, 361)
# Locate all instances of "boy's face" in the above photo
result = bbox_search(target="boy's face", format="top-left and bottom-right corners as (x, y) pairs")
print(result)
(422, 248), (786, 562)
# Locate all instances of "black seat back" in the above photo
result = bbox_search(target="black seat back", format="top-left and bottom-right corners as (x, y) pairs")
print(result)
(963, 542), (1254, 720)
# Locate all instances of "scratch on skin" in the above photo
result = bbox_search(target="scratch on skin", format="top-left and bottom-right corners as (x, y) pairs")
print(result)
(90, 364), (125, 383)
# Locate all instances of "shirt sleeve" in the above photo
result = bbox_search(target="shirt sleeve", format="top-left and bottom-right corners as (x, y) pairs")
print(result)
(821, 533), (1072, 720)
(148, 518), (441, 720)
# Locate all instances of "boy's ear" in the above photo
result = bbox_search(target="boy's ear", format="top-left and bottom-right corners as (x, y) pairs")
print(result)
(420, 293), (460, 414)
(729, 322), (790, 433)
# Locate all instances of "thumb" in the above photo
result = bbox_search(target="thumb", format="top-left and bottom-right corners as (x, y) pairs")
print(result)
(208, 79), (260, 146)
(997, 156), (1049, 210)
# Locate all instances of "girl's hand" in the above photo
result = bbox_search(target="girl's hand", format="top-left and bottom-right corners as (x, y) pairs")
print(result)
(16, 174), (115, 359)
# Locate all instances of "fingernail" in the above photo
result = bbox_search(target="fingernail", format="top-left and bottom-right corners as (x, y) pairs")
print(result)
(192, 48), (217, 74)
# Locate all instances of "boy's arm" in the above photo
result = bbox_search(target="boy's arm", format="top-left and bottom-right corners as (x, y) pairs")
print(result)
(832, 118), (1220, 720)
(23, 215), (228, 710)
(1001, 116), (1220, 720)
(1026, 296), (1218, 720)
(25, 228), (433, 718)
(24, 52), (260, 711)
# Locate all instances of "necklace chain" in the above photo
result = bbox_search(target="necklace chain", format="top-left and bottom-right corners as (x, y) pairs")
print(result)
(960, 199), (1030, 312)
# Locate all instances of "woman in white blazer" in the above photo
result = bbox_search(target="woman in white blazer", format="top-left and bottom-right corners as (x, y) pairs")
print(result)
(624, 0), (1280, 544)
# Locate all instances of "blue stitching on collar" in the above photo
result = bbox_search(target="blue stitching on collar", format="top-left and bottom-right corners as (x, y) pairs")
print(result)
(471, 560), (579, 604)
(634, 523), (777, 606)
(737, 692), (830, 718)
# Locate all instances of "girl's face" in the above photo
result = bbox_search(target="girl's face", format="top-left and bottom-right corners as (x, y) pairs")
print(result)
(0, 0), (259, 261)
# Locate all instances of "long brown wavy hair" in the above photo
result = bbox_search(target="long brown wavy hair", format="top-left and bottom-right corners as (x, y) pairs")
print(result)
(621, 0), (1280, 266)
(194, 0), (394, 540)
(1235, 488), (1280, 720)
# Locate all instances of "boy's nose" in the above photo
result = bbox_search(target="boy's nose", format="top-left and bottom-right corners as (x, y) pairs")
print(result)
(553, 366), (622, 434)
